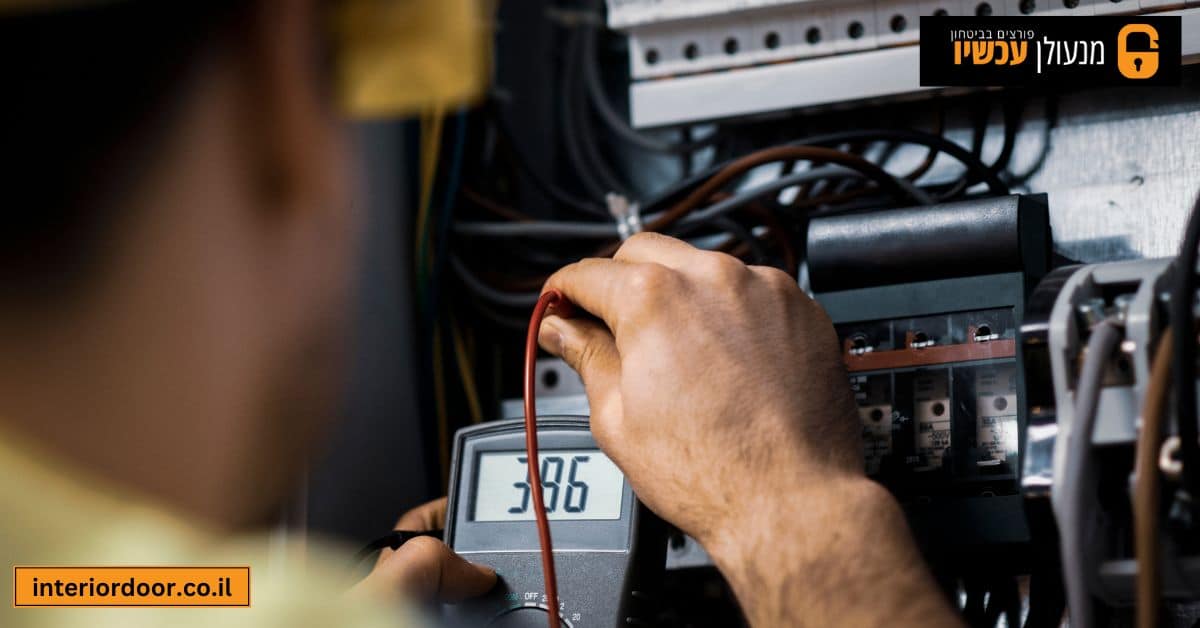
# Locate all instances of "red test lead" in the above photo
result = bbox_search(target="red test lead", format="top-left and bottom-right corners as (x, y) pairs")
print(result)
(524, 289), (569, 628)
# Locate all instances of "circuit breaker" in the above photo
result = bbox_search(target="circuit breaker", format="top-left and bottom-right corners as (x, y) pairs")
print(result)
(811, 194), (1050, 567)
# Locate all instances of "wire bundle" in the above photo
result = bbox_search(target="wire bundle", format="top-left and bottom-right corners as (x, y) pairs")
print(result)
(452, 118), (1018, 318)
(444, 4), (1037, 328)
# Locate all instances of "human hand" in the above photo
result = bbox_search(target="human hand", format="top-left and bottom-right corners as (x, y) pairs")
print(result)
(538, 233), (959, 627)
(351, 498), (495, 603)
(538, 232), (862, 548)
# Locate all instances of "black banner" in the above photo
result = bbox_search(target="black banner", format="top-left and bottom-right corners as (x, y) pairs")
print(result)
(920, 16), (1181, 87)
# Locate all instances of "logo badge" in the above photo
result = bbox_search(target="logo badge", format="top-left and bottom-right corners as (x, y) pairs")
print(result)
(1117, 24), (1159, 79)
(920, 16), (1180, 87)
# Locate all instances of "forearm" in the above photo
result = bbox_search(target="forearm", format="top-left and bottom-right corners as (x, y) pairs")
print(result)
(700, 476), (963, 628)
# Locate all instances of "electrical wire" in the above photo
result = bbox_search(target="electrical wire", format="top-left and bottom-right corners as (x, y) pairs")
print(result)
(715, 196), (798, 276)
(938, 98), (1021, 200)
(788, 129), (1012, 195)
(670, 168), (931, 237)
(433, 325), (450, 486)
(1136, 329), (1174, 628)
(1058, 319), (1122, 628)
(524, 290), (570, 628)
(455, 220), (617, 239)
(475, 147), (913, 257)
(991, 99), (1022, 176)
(429, 110), (470, 327)
(461, 123), (994, 243)
(486, 100), (608, 217)
(416, 107), (447, 304)
(639, 128), (1008, 216)
(570, 32), (632, 197)
(904, 108), (946, 183)
(452, 121), (1001, 312)
(1172, 192), (1200, 503)
(1008, 95), (1059, 188)
(559, 27), (619, 201)
(969, 100), (989, 162)
(451, 255), (543, 308)
(646, 145), (926, 233)
(710, 217), (768, 264)
(453, 165), (898, 240)
(463, 187), (534, 222)
(451, 318), (484, 424)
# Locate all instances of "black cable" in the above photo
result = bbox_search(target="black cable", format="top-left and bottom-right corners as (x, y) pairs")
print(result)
(353, 530), (444, 567)
(1172, 191), (1200, 506)
(970, 100), (989, 162)
(990, 98), (1022, 175)
(1008, 95), (1059, 187)
(640, 128), (1009, 215)
(939, 97), (1021, 200)
(472, 299), (535, 331)
(710, 217), (769, 264)
(558, 27), (612, 201)
(451, 255), (541, 308)
(493, 241), (585, 269)
(571, 27), (630, 196)
(485, 100), (607, 217)
(802, 130), (1008, 196)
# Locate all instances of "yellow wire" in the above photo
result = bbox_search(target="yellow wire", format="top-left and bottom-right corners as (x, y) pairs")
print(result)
(433, 324), (450, 487)
(419, 108), (449, 485)
(415, 106), (446, 270)
(414, 110), (431, 253)
(451, 318), (484, 424)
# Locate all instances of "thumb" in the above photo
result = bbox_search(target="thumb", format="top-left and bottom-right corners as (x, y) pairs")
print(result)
(358, 536), (496, 603)
(539, 316), (622, 421)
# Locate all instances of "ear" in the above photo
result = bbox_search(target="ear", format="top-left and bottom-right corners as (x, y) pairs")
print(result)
(233, 0), (346, 213)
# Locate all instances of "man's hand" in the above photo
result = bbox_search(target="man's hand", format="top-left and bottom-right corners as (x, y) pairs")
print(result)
(539, 233), (960, 627)
(350, 498), (496, 603)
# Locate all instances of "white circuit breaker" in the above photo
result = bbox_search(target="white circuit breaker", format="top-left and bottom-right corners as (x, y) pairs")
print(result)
(603, 0), (1200, 128)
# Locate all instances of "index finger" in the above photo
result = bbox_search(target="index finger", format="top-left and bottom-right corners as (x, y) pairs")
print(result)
(394, 497), (447, 531)
(542, 257), (648, 336)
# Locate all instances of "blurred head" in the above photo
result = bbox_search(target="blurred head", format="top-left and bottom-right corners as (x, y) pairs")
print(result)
(0, 0), (356, 528)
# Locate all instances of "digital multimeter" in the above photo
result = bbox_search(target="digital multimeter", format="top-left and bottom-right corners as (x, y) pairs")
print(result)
(442, 417), (666, 628)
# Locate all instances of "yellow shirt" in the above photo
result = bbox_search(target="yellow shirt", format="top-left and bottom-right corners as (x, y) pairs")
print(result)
(0, 428), (424, 628)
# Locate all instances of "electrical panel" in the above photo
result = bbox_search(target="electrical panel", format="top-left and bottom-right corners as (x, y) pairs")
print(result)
(811, 194), (1050, 566)
(838, 308), (1021, 486)
(604, 0), (1200, 128)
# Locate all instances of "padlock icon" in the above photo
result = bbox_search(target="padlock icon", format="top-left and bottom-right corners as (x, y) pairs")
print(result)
(1117, 24), (1159, 79)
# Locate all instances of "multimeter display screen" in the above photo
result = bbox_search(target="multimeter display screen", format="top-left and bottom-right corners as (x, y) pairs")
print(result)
(473, 450), (624, 521)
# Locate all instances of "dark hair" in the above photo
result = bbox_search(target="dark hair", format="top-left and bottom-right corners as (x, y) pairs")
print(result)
(0, 0), (246, 302)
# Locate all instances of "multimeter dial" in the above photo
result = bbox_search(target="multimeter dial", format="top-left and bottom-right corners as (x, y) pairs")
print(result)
(488, 605), (571, 628)
(442, 417), (666, 628)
